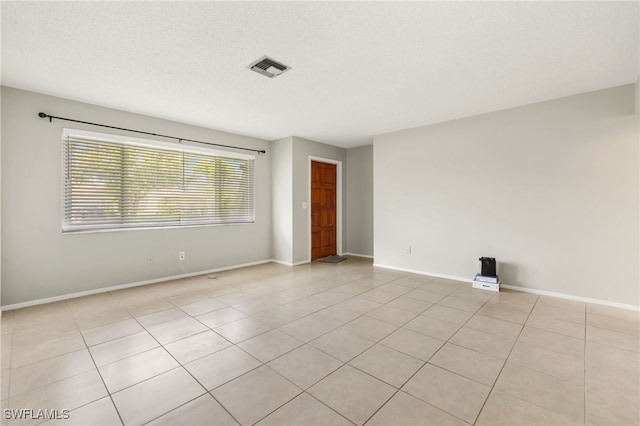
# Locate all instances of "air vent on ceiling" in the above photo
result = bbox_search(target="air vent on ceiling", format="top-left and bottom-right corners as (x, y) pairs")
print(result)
(248, 56), (291, 78)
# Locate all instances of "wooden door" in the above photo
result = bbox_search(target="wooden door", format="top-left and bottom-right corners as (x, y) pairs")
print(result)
(311, 161), (337, 260)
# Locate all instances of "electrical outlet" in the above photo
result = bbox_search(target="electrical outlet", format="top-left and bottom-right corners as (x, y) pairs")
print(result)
(179, 251), (186, 261)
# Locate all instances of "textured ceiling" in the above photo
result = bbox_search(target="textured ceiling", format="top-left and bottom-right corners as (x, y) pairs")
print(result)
(2, 1), (638, 148)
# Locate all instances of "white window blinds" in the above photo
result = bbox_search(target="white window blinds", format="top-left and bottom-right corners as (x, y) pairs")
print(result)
(63, 129), (255, 232)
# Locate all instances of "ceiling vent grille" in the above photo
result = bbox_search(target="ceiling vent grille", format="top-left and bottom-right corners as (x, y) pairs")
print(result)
(248, 56), (291, 78)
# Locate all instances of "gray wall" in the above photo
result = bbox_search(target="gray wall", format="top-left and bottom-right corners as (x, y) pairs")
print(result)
(291, 137), (347, 264)
(1, 87), (272, 306)
(271, 137), (293, 264)
(269, 136), (347, 265)
(346, 145), (373, 257)
(374, 85), (639, 306)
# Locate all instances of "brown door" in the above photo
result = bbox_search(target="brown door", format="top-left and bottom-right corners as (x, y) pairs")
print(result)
(311, 161), (337, 260)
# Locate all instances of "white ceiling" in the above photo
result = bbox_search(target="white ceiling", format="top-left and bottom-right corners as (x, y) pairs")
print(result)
(2, 1), (638, 148)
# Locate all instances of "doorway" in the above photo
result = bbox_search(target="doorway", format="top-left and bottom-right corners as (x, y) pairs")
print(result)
(310, 160), (338, 260)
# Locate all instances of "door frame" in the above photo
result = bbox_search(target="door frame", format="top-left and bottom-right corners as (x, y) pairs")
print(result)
(308, 156), (343, 261)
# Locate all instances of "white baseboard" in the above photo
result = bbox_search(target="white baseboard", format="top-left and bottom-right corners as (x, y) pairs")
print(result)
(373, 263), (639, 311)
(500, 284), (640, 312)
(344, 252), (374, 259)
(270, 259), (310, 267)
(373, 263), (472, 283)
(1, 259), (273, 311)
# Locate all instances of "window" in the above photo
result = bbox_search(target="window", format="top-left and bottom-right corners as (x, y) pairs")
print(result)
(63, 129), (255, 232)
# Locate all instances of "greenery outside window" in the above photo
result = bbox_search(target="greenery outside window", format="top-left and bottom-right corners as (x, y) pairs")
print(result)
(63, 129), (255, 232)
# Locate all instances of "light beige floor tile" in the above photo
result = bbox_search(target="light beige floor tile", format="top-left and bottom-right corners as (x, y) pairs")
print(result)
(308, 365), (395, 425)
(450, 327), (515, 359)
(216, 291), (261, 306)
(586, 325), (640, 353)
(587, 388), (640, 425)
(537, 296), (584, 312)
(586, 340), (640, 375)
(256, 392), (351, 426)
(214, 317), (272, 343)
(9, 370), (107, 421)
(125, 300), (174, 318)
(212, 366), (301, 425)
(587, 304), (640, 321)
(420, 281), (460, 296)
(402, 363), (490, 424)
(450, 286), (495, 303)
(465, 314), (523, 339)
(147, 394), (238, 426)
(136, 308), (189, 329)
(482, 297), (536, 314)
(333, 298), (381, 314)
(278, 317), (336, 342)
(179, 298), (226, 317)
(518, 326), (584, 358)
(384, 296), (433, 314)
(11, 333), (86, 368)
(268, 345), (342, 389)
(89, 331), (158, 367)
(422, 305), (473, 326)
(494, 362), (584, 423)
(438, 295), (486, 313)
(509, 341), (584, 385)
(164, 330), (231, 364)
(530, 304), (585, 325)
(350, 344), (424, 388)
(405, 289), (446, 303)
(148, 317), (209, 345)
(586, 361), (640, 402)
(185, 346), (261, 390)
(238, 329), (303, 363)
(526, 315), (585, 339)
(587, 312), (640, 336)
(477, 390), (577, 426)
(429, 343), (504, 386)
(233, 297), (281, 315)
(82, 319), (144, 346)
(40, 397), (122, 426)
(367, 390), (468, 426)
(359, 289), (398, 304)
(167, 292), (212, 307)
(381, 328), (444, 361)
(196, 307), (246, 329)
(340, 316), (396, 342)
(308, 307), (361, 328)
(477, 303), (530, 324)
(376, 283), (413, 297)
(112, 367), (205, 426)
(366, 305), (417, 326)
(74, 308), (133, 331)
(403, 315), (460, 341)
(252, 305), (314, 328)
(310, 329), (373, 362)
(99, 347), (179, 393)
(9, 349), (94, 397)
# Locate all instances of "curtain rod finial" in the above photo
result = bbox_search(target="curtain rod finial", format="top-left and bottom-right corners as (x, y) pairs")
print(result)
(38, 112), (47, 118)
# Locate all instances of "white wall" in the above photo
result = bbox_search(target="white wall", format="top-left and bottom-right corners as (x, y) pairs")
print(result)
(1, 87), (272, 306)
(271, 137), (293, 264)
(291, 136), (347, 264)
(374, 85), (639, 306)
(346, 145), (373, 257)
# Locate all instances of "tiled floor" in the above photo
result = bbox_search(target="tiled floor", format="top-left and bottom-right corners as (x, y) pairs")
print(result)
(1, 257), (639, 425)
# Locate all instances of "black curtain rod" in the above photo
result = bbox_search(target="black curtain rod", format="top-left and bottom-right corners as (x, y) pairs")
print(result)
(37, 112), (266, 155)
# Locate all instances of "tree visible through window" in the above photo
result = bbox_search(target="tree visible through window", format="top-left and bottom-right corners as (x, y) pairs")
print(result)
(63, 129), (255, 232)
